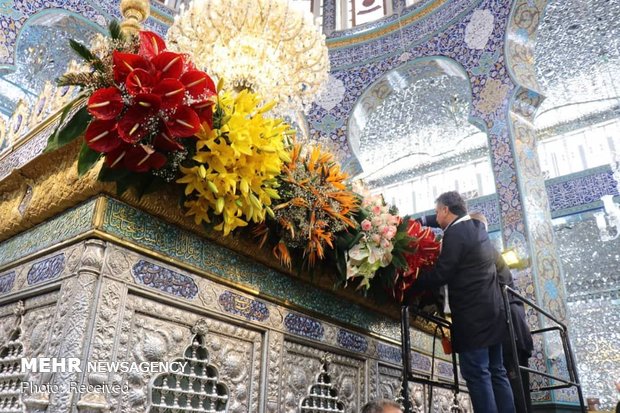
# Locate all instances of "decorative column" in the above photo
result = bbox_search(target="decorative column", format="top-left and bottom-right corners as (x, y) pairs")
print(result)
(504, 0), (579, 409)
(47, 240), (106, 411)
(392, 0), (407, 15)
(119, 0), (150, 35)
(322, 0), (337, 35)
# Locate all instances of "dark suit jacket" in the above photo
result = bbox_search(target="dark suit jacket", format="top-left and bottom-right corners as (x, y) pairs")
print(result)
(412, 215), (507, 353)
(496, 251), (534, 355)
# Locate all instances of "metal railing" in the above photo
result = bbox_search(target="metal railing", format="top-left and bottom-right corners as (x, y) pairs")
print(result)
(400, 306), (461, 413)
(502, 285), (586, 412)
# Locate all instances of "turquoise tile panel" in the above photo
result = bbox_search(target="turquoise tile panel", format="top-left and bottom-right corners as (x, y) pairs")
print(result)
(101, 198), (404, 341)
(0, 199), (96, 267)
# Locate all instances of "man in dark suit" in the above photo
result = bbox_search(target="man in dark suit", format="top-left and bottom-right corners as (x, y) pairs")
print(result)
(470, 212), (534, 413)
(411, 191), (515, 413)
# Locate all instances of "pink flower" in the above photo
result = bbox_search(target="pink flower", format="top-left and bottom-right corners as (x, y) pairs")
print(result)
(387, 214), (400, 225)
(372, 205), (382, 215)
(380, 238), (391, 249)
(371, 234), (381, 244)
(384, 226), (397, 240)
(372, 216), (382, 227)
(361, 219), (372, 231)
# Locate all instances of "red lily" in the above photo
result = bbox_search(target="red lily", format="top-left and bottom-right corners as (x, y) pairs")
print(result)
(113, 52), (150, 84)
(139, 31), (167, 60)
(393, 219), (441, 302)
(85, 119), (122, 153)
(117, 93), (161, 144)
(105, 144), (166, 172)
(83, 29), (217, 175)
(125, 144), (167, 172)
(87, 87), (124, 120)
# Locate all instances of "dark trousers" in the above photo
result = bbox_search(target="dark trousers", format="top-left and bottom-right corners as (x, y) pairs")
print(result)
(504, 348), (532, 413)
(460, 343), (516, 413)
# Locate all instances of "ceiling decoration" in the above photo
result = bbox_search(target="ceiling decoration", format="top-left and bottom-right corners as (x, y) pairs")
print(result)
(534, 0), (620, 130)
(0, 13), (103, 118)
(350, 58), (486, 186)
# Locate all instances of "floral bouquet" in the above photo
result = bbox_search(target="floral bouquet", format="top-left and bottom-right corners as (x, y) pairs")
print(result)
(254, 144), (359, 269)
(343, 193), (401, 289)
(393, 219), (441, 303)
(47, 21), (216, 194)
(46, 21), (295, 237)
(177, 89), (294, 236)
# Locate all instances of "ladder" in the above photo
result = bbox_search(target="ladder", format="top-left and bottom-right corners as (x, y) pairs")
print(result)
(400, 306), (461, 413)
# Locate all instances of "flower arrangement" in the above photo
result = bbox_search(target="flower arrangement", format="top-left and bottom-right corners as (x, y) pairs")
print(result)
(344, 193), (401, 289)
(47, 22), (215, 184)
(177, 89), (293, 236)
(46, 21), (294, 235)
(393, 219), (441, 302)
(43, 20), (442, 306)
(255, 144), (359, 268)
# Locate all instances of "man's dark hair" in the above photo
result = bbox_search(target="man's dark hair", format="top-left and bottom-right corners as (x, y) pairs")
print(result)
(436, 191), (467, 216)
(360, 399), (402, 413)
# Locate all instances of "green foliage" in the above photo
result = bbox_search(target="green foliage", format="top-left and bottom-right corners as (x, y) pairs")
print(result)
(69, 39), (105, 72)
(108, 20), (125, 41)
(77, 142), (102, 176)
(98, 165), (167, 199)
(45, 106), (91, 153)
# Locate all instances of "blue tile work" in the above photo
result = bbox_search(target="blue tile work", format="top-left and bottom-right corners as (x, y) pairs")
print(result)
(2, 0), (107, 69)
(310, 0), (514, 160)
(1, 0), (174, 70)
(27, 253), (65, 285)
(377, 343), (402, 364)
(413, 193), (501, 231)
(435, 360), (453, 378)
(0, 272), (15, 295)
(284, 313), (325, 341)
(218, 290), (270, 322)
(326, 0), (440, 40)
(0, 199), (96, 268)
(336, 329), (369, 353)
(411, 351), (432, 373)
(546, 166), (620, 217)
(467, 194), (501, 231)
(322, 0), (336, 34)
(102, 197), (403, 341)
(131, 260), (199, 299)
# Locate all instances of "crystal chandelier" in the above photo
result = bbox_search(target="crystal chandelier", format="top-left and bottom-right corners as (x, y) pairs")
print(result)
(166, 0), (330, 116)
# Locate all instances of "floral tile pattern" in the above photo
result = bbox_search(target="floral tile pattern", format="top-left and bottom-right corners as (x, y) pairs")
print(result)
(336, 329), (369, 353)
(27, 253), (65, 285)
(0, 199), (96, 268)
(284, 313), (325, 341)
(131, 260), (199, 299)
(219, 290), (270, 322)
(0, 271), (15, 295)
(376, 343), (402, 364)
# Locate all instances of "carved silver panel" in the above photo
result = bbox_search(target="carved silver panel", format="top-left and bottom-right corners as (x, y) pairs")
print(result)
(111, 293), (263, 413)
(378, 364), (425, 412)
(281, 340), (365, 413)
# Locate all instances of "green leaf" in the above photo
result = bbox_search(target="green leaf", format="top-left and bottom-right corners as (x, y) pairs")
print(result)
(108, 20), (124, 41)
(101, 170), (132, 196)
(77, 143), (101, 176)
(346, 232), (364, 249)
(45, 106), (91, 153)
(69, 39), (105, 72)
(98, 165), (130, 183)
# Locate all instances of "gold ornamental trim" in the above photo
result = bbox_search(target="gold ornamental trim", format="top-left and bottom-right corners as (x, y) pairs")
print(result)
(326, 0), (446, 49)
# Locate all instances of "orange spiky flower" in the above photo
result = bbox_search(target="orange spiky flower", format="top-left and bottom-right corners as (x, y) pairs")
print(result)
(267, 144), (359, 268)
